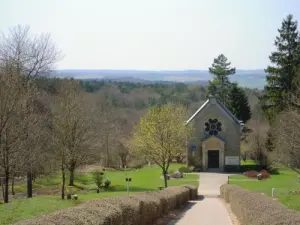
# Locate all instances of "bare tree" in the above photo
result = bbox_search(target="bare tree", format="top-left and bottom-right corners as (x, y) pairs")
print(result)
(116, 138), (129, 168)
(269, 75), (300, 169)
(0, 69), (29, 203)
(0, 25), (62, 78)
(52, 80), (95, 198)
(0, 25), (62, 200)
(272, 108), (300, 168)
(95, 91), (121, 167)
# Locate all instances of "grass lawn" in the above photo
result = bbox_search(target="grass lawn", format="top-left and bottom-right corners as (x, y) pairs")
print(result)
(0, 164), (198, 225)
(229, 165), (300, 211)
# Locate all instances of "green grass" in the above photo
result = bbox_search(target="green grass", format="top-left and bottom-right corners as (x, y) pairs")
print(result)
(0, 164), (198, 225)
(240, 159), (257, 165)
(229, 166), (300, 211)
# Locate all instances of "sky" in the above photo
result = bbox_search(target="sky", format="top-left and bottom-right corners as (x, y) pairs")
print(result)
(0, 0), (300, 70)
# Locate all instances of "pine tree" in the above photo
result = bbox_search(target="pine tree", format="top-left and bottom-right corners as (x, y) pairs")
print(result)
(208, 54), (236, 105)
(227, 83), (252, 123)
(262, 14), (300, 121)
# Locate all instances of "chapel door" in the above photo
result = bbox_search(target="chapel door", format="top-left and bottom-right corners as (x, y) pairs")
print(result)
(207, 150), (219, 168)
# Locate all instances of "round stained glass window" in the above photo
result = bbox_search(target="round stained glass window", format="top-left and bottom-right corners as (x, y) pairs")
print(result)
(204, 118), (222, 136)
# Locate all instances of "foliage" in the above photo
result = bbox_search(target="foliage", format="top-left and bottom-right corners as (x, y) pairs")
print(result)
(178, 166), (192, 173)
(262, 14), (300, 121)
(104, 179), (111, 189)
(66, 186), (77, 195)
(208, 54), (236, 104)
(243, 170), (270, 179)
(131, 104), (194, 187)
(91, 169), (104, 190)
(227, 83), (252, 123)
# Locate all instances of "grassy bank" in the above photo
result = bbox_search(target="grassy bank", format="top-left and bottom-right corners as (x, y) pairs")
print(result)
(0, 164), (198, 225)
(229, 165), (300, 211)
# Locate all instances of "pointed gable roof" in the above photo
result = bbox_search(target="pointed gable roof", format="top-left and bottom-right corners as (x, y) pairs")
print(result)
(186, 96), (243, 125)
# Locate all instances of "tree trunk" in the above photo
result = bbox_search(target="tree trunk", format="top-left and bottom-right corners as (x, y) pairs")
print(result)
(1, 178), (5, 202)
(61, 165), (65, 199)
(69, 167), (75, 186)
(121, 156), (126, 168)
(11, 175), (15, 196)
(105, 134), (110, 167)
(4, 172), (9, 203)
(162, 168), (168, 188)
(27, 171), (32, 198)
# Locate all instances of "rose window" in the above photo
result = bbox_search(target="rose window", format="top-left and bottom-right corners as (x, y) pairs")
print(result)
(205, 118), (222, 136)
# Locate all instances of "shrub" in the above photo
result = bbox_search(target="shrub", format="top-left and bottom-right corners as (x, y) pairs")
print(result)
(243, 169), (270, 179)
(182, 184), (198, 200)
(178, 166), (192, 173)
(91, 169), (104, 192)
(14, 185), (197, 225)
(224, 165), (268, 173)
(66, 186), (77, 195)
(243, 170), (259, 178)
(104, 179), (111, 189)
(259, 169), (270, 179)
(220, 184), (300, 225)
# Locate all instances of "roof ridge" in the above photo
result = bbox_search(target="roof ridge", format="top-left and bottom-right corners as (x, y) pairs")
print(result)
(186, 97), (242, 125)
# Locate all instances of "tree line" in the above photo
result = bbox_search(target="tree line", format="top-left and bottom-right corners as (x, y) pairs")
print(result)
(0, 25), (132, 203)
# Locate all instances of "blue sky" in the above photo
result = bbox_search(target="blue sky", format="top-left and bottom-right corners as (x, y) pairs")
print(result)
(0, 0), (299, 70)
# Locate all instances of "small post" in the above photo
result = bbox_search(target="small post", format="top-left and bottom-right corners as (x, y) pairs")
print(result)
(272, 188), (275, 198)
(228, 176), (229, 184)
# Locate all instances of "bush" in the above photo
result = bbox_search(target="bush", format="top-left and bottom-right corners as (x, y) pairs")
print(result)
(91, 169), (104, 192)
(243, 169), (270, 179)
(14, 185), (197, 225)
(220, 184), (300, 225)
(243, 170), (259, 178)
(224, 165), (267, 173)
(104, 179), (111, 189)
(182, 184), (198, 200)
(178, 166), (192, 173)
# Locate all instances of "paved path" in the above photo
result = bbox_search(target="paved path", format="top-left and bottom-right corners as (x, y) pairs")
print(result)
(169, 173), (233, 225)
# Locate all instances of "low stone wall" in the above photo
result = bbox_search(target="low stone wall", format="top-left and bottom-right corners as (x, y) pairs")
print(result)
(14, 185), (198, 225)
(220, 184), (300, 225)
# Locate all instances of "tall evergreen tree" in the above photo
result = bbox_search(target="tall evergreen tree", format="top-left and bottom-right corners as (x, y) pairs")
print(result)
(208, 54), (236, 105)
(227, 83), (252, 123)
(262, 14), (300, 121)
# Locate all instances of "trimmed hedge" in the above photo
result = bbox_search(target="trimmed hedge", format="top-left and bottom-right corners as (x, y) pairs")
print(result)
(220, 184), (300, 225)
(224, 165), (267, 173)
(14, 185), (198, 225)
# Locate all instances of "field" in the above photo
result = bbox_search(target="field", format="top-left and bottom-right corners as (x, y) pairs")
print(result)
(229, 163), (300, 211)
(0, 164), (198, 225)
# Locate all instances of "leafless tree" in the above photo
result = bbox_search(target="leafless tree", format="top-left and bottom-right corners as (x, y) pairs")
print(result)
(0, 25), (62, 201)
(52, 79), (95, 198)
(0, 25), (62, 79)
(251, 127), (267, 165)
(95, 91), (121, 167)
(0, 68), (29, 203)
(116, 137), (129, 168)
(272, 107), (300, 169)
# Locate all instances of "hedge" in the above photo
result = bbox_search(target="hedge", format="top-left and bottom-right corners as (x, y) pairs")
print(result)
(14, 185), (198, 225)
(224, 165), (267, 173)
(220, 184), (300, 225)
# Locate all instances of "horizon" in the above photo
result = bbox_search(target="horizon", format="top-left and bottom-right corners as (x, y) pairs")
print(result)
(1, 0), (300, 70)
(55, 68), (266, 71)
